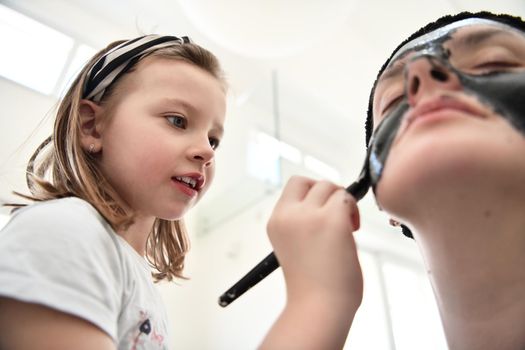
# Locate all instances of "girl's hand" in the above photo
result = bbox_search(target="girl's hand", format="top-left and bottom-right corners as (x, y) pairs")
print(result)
(260, 176), (363, 349)
(267, 175), (363, 308)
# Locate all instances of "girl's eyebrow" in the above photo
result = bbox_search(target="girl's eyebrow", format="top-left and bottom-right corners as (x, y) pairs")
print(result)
(161, 97), (196, 113)
(212, 123), (224, 137)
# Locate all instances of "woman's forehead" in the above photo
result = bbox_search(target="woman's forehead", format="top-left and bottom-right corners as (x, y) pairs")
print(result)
(388, 18), (525, 67)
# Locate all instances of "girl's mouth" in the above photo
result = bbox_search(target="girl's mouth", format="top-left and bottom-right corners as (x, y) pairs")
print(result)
(171, 174), (205, 197)
(174, 176), (198, 189)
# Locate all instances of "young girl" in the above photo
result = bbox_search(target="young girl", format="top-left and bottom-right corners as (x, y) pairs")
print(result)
(0, 34), (361, 349)
(364, 11), (525, 349)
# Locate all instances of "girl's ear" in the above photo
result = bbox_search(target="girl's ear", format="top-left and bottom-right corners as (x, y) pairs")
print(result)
(79, 99), (104, 154)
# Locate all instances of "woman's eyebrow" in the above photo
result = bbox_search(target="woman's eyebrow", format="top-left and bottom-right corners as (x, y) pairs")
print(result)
(378, 63), (405, 83)
(452, 27), (521, 50)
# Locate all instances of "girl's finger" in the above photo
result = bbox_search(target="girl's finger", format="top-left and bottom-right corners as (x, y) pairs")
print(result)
(303, 180), (341, 206)
(326, 189), (360, 231)
(276, 176), (316, 204)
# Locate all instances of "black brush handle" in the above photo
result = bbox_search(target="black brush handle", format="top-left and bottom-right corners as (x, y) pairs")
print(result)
(218, 178), (370, 307)
(218, 251), (279, 307)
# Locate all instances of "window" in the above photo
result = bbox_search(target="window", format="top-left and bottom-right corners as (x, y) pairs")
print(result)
(0, 4), (95, 96)
(57, 43), (97, 96)
(344, 250), (447, 349)
(247, 130), (341, 184)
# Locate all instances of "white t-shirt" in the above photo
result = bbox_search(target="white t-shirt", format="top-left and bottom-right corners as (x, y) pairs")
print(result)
(0, 197), (170, 349)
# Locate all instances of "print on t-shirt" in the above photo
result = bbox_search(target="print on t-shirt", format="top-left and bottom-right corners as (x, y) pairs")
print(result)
(130, 310), (165, 350)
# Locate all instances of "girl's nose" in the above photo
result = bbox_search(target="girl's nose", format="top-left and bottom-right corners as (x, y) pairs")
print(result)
(189, 139), (214, 167)
(405, 56), (462, 106)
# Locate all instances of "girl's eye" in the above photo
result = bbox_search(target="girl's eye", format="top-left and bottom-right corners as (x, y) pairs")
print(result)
(167, 115), (187, 129)
(209, 137), (220, 150)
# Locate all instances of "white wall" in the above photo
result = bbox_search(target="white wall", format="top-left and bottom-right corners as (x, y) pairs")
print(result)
(0, 77), (55, 207)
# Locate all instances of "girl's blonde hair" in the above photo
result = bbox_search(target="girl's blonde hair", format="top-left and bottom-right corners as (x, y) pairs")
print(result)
(23, 37), (226, 281)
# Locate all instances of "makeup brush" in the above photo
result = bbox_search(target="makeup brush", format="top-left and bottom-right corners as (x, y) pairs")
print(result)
(218, 162), (371, 307)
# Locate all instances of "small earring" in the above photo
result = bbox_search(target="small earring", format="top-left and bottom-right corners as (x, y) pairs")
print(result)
(389, 218), (401, 227)
(89, 144), (95, 153)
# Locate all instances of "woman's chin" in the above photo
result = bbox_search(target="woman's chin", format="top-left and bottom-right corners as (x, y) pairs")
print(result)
(375, 138), (525, 223)
(375, 142), (493, 218)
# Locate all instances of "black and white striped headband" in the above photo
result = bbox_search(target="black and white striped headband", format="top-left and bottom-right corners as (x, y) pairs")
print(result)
(83, 34), (191, 102)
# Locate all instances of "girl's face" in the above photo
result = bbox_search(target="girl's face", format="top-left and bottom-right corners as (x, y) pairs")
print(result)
(97, 57), (226, 221)
(369, 19), (525, 219)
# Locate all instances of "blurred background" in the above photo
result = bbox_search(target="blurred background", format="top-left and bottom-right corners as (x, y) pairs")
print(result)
(1, 0), (524, 348)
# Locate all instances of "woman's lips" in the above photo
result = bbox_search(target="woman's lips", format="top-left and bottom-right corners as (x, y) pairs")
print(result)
(401, 95), (487, 132)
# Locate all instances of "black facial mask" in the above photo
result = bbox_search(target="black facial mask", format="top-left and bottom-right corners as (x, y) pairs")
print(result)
(367, 39), (525, 191)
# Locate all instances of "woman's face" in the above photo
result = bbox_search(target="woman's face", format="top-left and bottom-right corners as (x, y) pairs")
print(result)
(369, 19), (525, 219)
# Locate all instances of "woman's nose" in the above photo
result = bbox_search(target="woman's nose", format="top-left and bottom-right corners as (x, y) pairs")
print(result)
(405, 56), (462, 106)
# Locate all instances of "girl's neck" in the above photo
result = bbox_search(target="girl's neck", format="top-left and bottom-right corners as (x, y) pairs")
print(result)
(117, 215), (155, 256)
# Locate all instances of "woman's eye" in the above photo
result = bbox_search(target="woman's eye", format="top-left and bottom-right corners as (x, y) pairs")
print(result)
(472, 61), (520, 74)
(209, 137), (220, 150)
(167, 115), (187, 129)
(381, 95), (404, 115)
